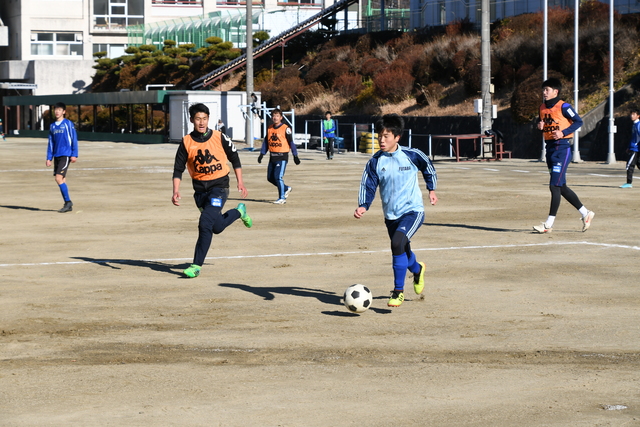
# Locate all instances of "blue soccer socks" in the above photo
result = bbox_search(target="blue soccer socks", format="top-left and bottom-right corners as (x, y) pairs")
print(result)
(58, 183), (70, 202)
(392, 254), (408, 291)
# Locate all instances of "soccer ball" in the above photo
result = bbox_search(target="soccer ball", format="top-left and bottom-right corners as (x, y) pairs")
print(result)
(343, 284), (373, 313)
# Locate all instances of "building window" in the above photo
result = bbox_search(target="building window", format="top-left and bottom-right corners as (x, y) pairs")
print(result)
(151, 0), (203, 4)
(217, 0), (264, 5)
(276, 0), (320, 5)
(94, 0), (144, 31)
(31, 32), (84, 57)
(93, 44), (127, 58)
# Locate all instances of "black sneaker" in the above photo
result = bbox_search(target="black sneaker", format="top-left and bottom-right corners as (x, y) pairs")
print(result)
(58, 201), (73, 213)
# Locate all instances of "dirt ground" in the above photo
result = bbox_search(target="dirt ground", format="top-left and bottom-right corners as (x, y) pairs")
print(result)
(1, 137), (639, 426)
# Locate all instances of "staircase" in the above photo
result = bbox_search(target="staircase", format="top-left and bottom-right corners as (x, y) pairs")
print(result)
(190, 0), (358, 89)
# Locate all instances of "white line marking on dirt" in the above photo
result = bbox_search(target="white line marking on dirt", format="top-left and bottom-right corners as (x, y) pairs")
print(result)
(1, 241), (637, 268)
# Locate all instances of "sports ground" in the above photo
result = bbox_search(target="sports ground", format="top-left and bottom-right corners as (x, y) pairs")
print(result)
(1, 138), (639, 426)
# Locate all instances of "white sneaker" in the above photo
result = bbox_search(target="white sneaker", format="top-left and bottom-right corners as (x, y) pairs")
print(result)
(273, 199), (286, 204)
(284, 186), (292, 199)
(582, 211), (595, 232)
(533, 223), (552, 233)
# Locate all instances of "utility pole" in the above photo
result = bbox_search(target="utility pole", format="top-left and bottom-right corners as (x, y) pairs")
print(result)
(539, 0), (548, 162)
(572, 0), (582, 162)
(481, 0), (492, 154)
(246, 0), (254, 148)
(606, 0), (616, 164)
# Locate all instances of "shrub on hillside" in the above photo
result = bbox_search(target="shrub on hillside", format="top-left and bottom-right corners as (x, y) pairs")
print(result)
(445, 18), (475, 36)
(333, 73), (364, 99)
(275, 65), (300, 83)
(495, 63), (516, 91)
(299, 82), (327, 104)
(303, 59), (348, 87)
(462, 62), (482, 95)
(515, 63), (535, 84)
(258, 76), (305, 110)
(511, 70), (564, 123)
(373, 68), (414, 102)
(415, 82), (445, 106)
(360, 57), (386, 78)
(385, 32), (417, 54)
(396, 44), (425, 73)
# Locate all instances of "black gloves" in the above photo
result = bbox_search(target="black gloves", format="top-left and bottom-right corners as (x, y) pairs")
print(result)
(259, 154), (299, 164)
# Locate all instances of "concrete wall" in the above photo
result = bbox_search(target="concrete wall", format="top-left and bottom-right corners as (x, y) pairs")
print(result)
(32, 60), (94, 95)
(168, 91), (261, 143)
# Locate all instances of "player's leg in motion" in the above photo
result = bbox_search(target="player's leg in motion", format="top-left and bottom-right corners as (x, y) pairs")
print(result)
(543, 147), (593, 231)
(625, 152), (637, 185)
(187, 189), (241, 277)
(267, 159), (288, 202)
(386, 212), (425, 307)
(54, 157), (73, 213)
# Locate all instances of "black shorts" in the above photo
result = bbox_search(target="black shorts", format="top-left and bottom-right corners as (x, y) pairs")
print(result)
(53, 157), (71, 177)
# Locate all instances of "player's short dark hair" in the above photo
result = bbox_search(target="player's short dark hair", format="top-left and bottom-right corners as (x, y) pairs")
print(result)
(630, 106), (639, 115)
(375, 113), (404, 138)
(325, 111), (332, 116)
(54, 102), (66, 110)
(272, 108), (282, 116)
(542, 78), (562, 92)
(188, 103), (209, 118)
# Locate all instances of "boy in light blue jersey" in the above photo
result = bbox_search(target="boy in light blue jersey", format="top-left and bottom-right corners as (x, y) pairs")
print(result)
(354, 114), (438, 307)
(46, 102), (78, 213)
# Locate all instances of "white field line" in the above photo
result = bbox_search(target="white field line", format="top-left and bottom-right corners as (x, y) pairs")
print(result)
(0, 241), (637, 268)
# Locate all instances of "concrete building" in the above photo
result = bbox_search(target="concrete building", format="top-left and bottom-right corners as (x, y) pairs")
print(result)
(0, 0), (349, 98)
(412, 0), (640, 28)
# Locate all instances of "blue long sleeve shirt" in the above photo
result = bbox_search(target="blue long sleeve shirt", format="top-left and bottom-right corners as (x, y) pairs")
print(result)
(322, 119), (336, 139)
(47, 118), (78, 160)
(358, 145), (437, 220)
(628, 119), (640, 152)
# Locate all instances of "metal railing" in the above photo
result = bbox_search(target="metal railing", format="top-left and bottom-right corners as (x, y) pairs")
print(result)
(191, 0), (359, 89)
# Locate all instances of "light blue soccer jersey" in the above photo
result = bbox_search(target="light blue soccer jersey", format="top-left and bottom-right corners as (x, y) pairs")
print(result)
(358, 145), (437, 220)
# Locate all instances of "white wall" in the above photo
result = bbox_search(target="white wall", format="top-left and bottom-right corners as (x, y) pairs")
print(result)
(169, 91), (260, 143)
(33, 60), (94, 95)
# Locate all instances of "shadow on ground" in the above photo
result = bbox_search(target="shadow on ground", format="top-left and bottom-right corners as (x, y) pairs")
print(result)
(219, 282), (392, 315)
(71, 256), (184, 276)
(1, 205), (57, 212)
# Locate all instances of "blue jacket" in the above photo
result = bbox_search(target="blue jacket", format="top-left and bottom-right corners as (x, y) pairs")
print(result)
(47, 118), (78, 160)
(628, 119), (640, 152)
(358, 145), (437, 220)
